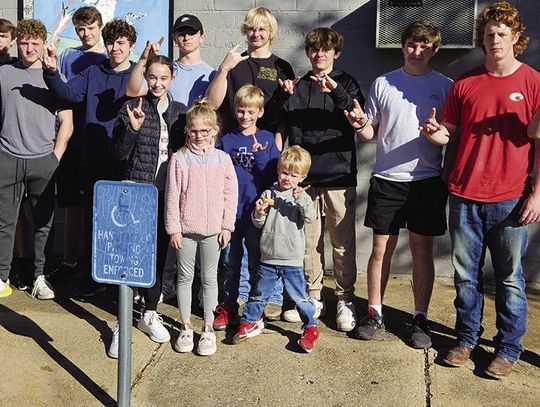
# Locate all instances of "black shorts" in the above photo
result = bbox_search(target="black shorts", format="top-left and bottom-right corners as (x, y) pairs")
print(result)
(364, 176), (448, 236)
(56, 147), (82, 208)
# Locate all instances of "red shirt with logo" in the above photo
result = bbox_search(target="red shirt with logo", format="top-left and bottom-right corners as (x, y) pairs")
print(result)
(442, 63), (540, 202)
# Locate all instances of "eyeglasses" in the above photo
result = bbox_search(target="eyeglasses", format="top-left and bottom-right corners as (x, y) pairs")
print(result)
(187, 128), (211, 137)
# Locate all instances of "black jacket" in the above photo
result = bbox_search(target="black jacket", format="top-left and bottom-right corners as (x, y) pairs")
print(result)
(281, 69), (364, 188)
(113, 93), (187, 184)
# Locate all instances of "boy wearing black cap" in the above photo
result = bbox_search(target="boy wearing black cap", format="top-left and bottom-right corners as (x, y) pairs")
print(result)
(126, 13), (215, 107)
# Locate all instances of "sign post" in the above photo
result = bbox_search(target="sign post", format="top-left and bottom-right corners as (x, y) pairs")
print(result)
(92, 181), (158, 407)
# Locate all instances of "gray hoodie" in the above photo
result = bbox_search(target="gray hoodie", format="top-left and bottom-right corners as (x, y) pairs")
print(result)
(252, 183), (316, 266)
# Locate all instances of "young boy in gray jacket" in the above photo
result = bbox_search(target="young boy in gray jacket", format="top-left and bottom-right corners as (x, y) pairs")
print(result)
(232, 145), (320, 352)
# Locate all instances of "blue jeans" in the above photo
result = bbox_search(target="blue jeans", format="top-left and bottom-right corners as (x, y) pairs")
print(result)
(449, 195), (528, 362)
(242, 263), (317, 329)
(222, 219), (283, 308)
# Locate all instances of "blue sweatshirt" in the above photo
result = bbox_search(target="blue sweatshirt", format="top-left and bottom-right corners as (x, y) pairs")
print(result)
(44, 60), (135, 170)
(219, 129), (279, 220)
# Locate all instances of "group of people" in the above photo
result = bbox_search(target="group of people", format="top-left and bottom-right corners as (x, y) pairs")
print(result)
(0, 1), (538, 379)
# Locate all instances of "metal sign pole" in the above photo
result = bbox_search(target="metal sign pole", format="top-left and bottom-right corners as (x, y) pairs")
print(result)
(117, 284), (133, 407)
(92, 181), (158, 407)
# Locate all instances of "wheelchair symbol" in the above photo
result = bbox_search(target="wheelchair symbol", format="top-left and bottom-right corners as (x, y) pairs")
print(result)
(110, 189), (140, 228)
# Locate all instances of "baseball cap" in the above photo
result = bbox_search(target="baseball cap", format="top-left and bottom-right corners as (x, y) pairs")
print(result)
(173, 14), (203, 34)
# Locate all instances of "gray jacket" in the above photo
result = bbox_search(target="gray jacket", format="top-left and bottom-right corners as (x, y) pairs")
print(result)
(252, 183), (316, 266)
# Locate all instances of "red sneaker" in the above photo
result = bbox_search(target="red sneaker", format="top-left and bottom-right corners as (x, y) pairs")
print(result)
(298, 326), (320, 353)
(232, 317), (264, 344)
(213, 305), (230, 331)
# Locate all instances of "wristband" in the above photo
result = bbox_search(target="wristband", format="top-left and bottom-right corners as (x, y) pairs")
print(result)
(354, 120), (368, 132)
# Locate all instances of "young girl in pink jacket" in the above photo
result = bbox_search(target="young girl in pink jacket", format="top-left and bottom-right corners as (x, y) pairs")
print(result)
(165, 99), (238, 356)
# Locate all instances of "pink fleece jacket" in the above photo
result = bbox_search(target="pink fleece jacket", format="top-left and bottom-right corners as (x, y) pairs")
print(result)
(165, 142), (238, 236)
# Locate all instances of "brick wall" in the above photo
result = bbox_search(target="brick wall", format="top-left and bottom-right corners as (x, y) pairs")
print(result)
(3, 0), (539, 281)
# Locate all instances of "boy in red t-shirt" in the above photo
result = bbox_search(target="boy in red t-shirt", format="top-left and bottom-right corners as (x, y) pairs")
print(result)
(420, 1), (540, 380)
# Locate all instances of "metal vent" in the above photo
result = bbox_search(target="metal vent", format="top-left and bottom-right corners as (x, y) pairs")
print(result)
(376, 0), (478, 48)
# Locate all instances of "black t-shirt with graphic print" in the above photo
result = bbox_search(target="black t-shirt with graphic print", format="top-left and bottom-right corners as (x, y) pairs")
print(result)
(220, 53), (295, 133)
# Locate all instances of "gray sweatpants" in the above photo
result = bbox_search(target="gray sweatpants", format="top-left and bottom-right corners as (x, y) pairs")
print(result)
(176, 234), (220, 324)
(0, 150), (59, 282)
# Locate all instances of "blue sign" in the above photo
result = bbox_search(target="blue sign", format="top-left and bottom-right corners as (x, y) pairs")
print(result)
(92, 181), (158, 288)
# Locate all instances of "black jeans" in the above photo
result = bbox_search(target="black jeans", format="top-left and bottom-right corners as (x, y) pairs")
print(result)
(0, 150), (59, 282)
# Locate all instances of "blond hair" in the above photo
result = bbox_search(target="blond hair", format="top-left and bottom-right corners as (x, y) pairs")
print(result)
(241, 7), (278, 46)
(183, 98), (220, 148)
(279, 146), (311, 177)
(234, 84), (265, 110)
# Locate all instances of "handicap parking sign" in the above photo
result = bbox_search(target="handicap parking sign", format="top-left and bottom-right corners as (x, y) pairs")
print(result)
(92, 181), (158, 288)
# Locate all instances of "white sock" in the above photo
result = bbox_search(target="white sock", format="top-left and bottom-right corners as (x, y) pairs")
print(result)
(414, 310), (427, 319)
(368, 304), (382, 316)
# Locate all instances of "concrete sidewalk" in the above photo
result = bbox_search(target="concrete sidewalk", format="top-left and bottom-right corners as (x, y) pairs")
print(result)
(1, 276), (539, 407)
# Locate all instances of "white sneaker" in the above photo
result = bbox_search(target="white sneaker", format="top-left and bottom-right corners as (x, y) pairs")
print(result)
(138, 311), (171, 343)
(336, 300), (356, 332)
(0, 279), (12, 298)
(283, 299), (324, 323)
(108, 324), (119, 359)
(31, 275), (55, 300)
(197, 326), (217, 356)
(174, 323), (194, 353)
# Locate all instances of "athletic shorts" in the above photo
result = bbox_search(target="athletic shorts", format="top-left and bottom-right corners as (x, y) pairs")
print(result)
(56, 147), (82, 208)
(364, 176), (448, 236)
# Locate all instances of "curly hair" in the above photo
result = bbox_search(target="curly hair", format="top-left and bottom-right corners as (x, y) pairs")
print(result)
(476, 1), (529, 56)
(16, 19), (47, 42)
(102, 19), (137, 45)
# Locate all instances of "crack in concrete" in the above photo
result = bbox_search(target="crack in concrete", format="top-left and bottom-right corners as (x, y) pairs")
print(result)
(131, 343), (165, 389)
(424, 349), (433, 407)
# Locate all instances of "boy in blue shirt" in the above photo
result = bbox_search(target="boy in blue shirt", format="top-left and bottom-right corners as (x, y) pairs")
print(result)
(215, 84), (281, 329)
(42, 19), (137, 298)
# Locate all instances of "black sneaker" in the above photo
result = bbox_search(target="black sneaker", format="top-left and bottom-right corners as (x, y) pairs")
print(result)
(353, 308), (385, 340)
(10, 257), (32, 291)
(74, 282), (107, 300)
(408, 314), (432, 349)
(47, 263), (80, 284)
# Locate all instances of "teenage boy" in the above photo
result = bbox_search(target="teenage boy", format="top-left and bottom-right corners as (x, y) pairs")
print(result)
(276, 27), (363, 332)
(0, 18), (16, 65)
(215, 84), (281, 330)
(233, 145), (319, 353)
(0, 19), (73, 299)
(47, 6), (108, 284)
(42, 19), (137, 297)
(126, 14), (215, 107)
(346, 20), (452, 348)
(420, 1), (540, 378)
(206, 6), (295, 135)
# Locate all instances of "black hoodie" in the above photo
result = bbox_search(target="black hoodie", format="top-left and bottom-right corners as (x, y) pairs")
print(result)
(280, 69), (364, 188)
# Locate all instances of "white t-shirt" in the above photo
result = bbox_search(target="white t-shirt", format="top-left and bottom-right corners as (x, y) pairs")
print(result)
(365, 68), (452, 182)
(154, 97), (170, 190)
